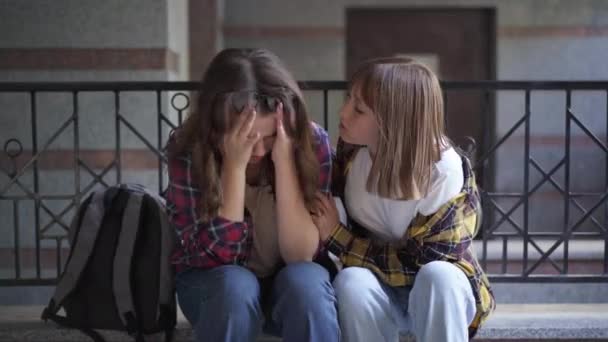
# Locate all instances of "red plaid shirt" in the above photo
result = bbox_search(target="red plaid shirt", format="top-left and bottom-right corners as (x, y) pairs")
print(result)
(165, 122), (332, 272)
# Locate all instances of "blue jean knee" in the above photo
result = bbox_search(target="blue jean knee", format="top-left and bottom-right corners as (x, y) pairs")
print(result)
(175, 265), (263, 342)
(269, 261), (340, 342)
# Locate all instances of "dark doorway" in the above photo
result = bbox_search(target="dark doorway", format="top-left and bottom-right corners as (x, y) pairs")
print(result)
(346, 7), (496, 168)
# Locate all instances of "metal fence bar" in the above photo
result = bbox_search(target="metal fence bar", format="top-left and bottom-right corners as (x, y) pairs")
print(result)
(157, 91), (164, 195)
(31, 91), (41, 279)
(1, 81), (607, 285)
(523, 90), (531, 275)
(564, 90), (572, 274)
(72, 91), (81, 227)
(13, 200), (20, 279)
(605, 89), (608, 276)
(2, 80), (608, 92)
(114, 91), (122, 184)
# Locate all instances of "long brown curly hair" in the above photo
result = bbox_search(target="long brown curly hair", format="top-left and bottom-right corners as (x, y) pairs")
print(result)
(168, 48), (320, 221)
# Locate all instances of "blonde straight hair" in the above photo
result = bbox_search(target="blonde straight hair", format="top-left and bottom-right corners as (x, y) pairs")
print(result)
(351, 56), (447, 200)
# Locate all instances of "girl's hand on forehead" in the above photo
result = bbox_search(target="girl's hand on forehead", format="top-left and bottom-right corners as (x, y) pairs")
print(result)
(271, 102), (294, 164)
(222, 105), (263, 170)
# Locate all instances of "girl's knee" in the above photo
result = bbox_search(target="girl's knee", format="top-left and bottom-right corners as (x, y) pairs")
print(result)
(276, 261), (330, 286)
(274, 262), (333, 303)
(417, 261), (462, 284)
(413, 261), (471, 298)
(333, 267), (381, 311)
(334, 267), (374, 293)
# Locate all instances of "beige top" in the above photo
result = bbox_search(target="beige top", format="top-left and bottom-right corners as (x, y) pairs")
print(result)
(245, 184), (281, 277)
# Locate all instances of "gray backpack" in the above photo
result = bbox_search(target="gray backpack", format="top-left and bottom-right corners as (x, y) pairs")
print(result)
(41, 184), (177, 342)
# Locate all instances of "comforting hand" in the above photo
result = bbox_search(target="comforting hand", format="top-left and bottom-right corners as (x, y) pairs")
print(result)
(310, 192), (340, 242)
(222, 107), (263, 170)
(271, 102), (294, 164)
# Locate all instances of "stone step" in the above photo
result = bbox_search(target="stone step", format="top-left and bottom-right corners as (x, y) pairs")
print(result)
(3, 282), (607, 306)
(0, 304), (607, 341)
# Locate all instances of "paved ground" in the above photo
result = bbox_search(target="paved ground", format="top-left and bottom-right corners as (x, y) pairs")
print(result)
(1, 304), (607, 341)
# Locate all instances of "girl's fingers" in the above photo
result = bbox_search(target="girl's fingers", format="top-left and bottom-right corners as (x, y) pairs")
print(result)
(313, 199), (326, 217)
(238, 109), (257, 137)
(245, 131), (262, 148)
(230, 105), (251, 135)
(276, 103), (286, 135)
(325, 193), (337, 211)
(310, 200), (320, 214)
(316, 192), (332, 209)
(276, 101), (284, 117)
(311, 215), (321, 228)
(315, 192), (326, 203)
(315, 192), (331, 211)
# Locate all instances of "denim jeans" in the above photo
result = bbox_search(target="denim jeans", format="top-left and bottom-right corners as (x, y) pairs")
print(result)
(333, 261), (477, 342)
(176, 262), (340, 342)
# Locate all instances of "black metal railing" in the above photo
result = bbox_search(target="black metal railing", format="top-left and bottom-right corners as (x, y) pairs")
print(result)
(1, 81), (607, 285)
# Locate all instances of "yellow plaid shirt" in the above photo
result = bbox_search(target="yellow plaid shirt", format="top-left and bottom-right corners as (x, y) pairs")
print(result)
(325, 140), (496, 338)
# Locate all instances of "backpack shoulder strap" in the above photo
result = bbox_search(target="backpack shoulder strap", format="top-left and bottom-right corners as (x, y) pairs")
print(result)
(156, 197), (175, 323)
(112, 191), (144, 334)
(44, 189), (108, 315)
(119, 183), (176, 330)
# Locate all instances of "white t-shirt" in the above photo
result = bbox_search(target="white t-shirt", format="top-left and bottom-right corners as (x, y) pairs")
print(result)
(343, 147), (464, 242)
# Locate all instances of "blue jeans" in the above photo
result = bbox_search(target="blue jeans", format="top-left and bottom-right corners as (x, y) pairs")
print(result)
(333, 261), (477, 342)
(176, 262), (340, 342)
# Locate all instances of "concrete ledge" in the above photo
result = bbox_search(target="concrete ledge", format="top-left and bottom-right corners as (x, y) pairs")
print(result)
(4, 283), (608, 306)
(478, 239), (604, 261)
(1, 304), (607, 341)
(475, 304), (608, 340)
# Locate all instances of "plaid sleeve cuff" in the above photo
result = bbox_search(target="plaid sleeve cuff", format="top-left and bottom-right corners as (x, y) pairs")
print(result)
(325, 223), (353, 257)
(207, 215), (252, 244)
